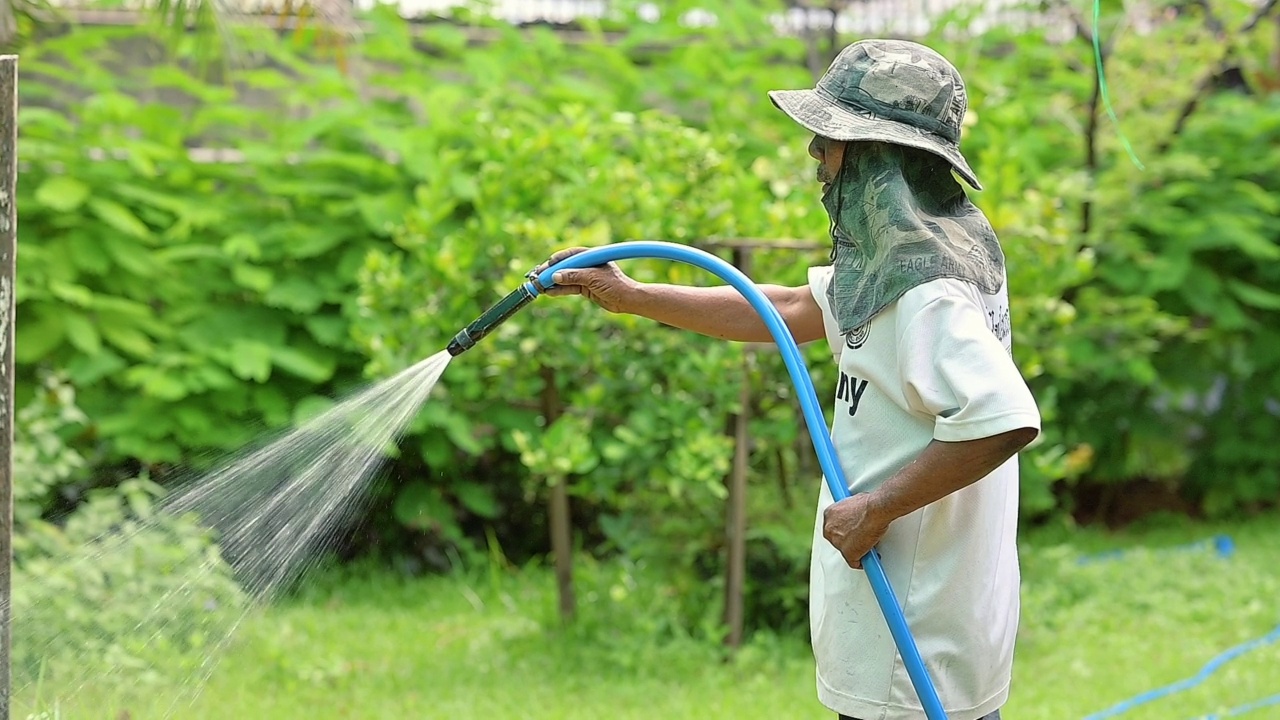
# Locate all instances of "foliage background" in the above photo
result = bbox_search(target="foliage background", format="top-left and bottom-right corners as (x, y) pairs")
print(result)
(10, 0), (1280, 645)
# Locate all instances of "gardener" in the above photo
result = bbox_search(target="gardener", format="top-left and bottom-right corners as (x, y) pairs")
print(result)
(536, 39), (1040, 720)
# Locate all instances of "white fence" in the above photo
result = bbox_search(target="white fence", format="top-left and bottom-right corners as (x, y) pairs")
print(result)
(45, 0), (1090, 40)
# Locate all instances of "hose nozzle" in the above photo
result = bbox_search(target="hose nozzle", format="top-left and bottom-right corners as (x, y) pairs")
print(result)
(446, 273), (546, 356)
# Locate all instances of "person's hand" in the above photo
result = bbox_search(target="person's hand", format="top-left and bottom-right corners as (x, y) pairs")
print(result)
(822, 494), (891, 570)
(533, 247), (639, 314)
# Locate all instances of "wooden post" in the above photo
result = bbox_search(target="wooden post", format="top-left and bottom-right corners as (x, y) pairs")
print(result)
(539, 365), (576, 622)
(691, 238), (825, 652)
(0, 54), (17, 720)
(724, 356), (750, 649)
(723, 246), (751, 650)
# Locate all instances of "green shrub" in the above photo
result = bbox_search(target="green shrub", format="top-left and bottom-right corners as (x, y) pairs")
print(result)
(12, 373), (245, 690)
(1099, 92), (1280, 516)
(12, 0), (1280, 646)
(354, 96), (831, 632)
(17, 26), (401, 464)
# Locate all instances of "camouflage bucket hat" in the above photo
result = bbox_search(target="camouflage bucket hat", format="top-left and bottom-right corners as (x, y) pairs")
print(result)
(769, 39), (983, 191)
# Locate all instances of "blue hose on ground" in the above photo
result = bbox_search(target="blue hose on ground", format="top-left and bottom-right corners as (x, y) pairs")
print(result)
(1191, 692), (1280, 719)
(449, 241), (948, 719)
(1076, 534), (1235, 565)
(1083, 622), (1280, 720)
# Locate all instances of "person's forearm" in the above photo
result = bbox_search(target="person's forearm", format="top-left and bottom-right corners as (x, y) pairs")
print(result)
(868, 428), (1038, 524)
(621, 282), (806, 343)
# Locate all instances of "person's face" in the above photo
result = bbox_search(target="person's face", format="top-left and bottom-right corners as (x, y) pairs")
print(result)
(808, 135), (847, 192)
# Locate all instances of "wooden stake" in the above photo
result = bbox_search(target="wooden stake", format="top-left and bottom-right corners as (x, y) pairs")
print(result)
(724, 356), (750, 650)
(723, 246), (752, 651)
(539, 365), (576, 622)
(0, 53), (18, 720)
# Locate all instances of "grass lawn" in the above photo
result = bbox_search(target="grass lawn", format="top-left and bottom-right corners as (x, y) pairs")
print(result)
(18, 510), (1280, 719)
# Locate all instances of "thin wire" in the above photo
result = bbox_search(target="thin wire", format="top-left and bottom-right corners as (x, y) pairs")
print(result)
(1093, 0), (1146, 169)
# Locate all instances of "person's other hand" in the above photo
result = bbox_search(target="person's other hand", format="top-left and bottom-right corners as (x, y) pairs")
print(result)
(534, 247), (638, 314)
(822, 494), (891, 570)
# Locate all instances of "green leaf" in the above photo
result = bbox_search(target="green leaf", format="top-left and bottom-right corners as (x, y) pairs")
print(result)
(1231, 179), (1280, 215)
(16, 307), (65, 362)
(1228, 231), (1280, 262)
(88, 198), (153, 240)
(355, 192), (411, 236)
(228, 340), (274, 382)
(113, 183), (194, 215)
(1227, 280), (1280, 311)
(125, 367), (188, 401)
(182, 308), (287, 350)
(270, 345), (337, 383)
(123, 484), (154, 518)
(265, 277), (327, 313)
(156, 245), (225, 263)
(189, 365), (237, 392)
(454, 480), (500, 519)
(293, 395), (336, 427)
(90, 296), (157, 320)
(418, 403), (485, 456)
(304, 316), (349, 347)
(34, 176), (90, 212)
(232, 264), (275, 293)
(539, 416), (599, 476)
(284, 227), (350, 259)
(100, 323), (155, 359)
(63, 313), (102, 354)
(253, 386), (291, 427)
(450, 174), (478, 201)
(66, 350), (127, 385)
(392, 481), (458, 537)
(48, 281), (94, 307)
(222, 233), (262, 261)
(18, 106), (76, 134)
(101, 235), (159, 277)
(66, 235), (112, 274)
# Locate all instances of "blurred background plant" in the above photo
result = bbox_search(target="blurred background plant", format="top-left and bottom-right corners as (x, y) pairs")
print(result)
(11, 371), (244, 689)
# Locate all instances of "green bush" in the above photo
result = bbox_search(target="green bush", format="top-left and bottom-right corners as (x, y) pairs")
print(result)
(354, 97), (830, 632)
(941, 14), (1280, 519)
(12, 0), (1280, 644)
(12, 373), (245, 690)
(15, 18), (831, 635)
(1101, 92), (1280, 515)
(17, 26), (403, 464)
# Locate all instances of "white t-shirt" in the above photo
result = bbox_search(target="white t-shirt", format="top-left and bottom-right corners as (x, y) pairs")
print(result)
(806, 266), (1041, 720)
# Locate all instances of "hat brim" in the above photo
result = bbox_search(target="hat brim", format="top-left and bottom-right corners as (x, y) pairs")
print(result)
(768, 88), (983, 192)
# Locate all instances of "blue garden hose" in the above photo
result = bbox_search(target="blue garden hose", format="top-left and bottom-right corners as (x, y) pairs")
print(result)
(448, 240), (948, 719)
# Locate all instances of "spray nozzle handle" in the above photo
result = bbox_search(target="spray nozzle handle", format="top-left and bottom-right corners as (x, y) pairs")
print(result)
(446, 281), (538, 357)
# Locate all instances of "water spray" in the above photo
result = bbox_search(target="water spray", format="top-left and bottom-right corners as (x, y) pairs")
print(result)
(448, 241), (948, 719)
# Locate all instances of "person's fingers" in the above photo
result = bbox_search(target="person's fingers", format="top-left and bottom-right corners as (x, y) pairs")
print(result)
(550, 269), (594, 288)
(535, 246), (591, 275)
(543, 285), (581, 297)
(822, 499), (873, 571)
(551, 247), (591, 263)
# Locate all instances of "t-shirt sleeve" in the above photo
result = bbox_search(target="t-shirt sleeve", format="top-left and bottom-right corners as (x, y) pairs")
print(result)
(897, 293), (1041, 442)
